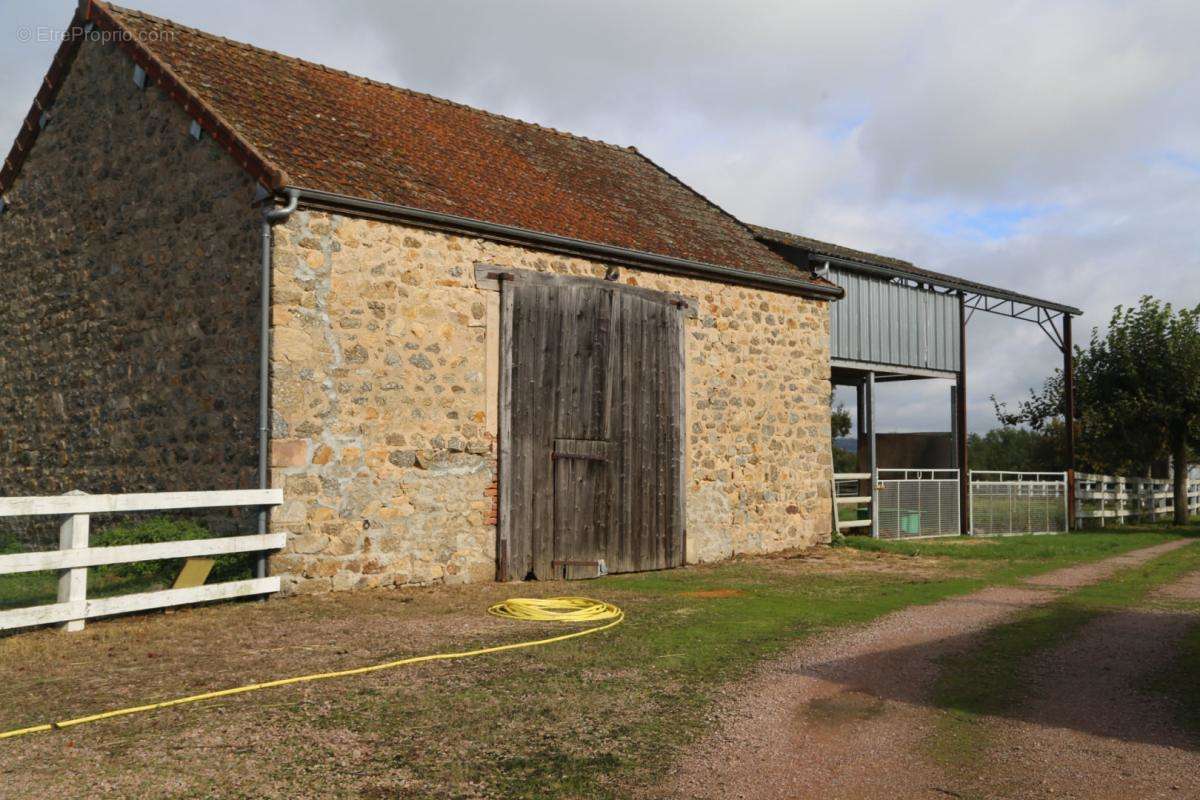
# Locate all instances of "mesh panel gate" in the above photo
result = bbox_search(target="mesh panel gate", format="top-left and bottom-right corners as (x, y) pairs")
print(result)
(969, 471), (1068, 536)
(877, 469), (960, 539)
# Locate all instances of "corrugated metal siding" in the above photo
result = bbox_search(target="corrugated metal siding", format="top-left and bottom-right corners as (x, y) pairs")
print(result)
(829, 268), (961, 372)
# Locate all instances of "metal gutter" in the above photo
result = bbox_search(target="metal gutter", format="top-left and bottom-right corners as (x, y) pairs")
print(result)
(255, 188), (299, 580)
(808, 251), (1081, 316)
(289, 187), (843, 301)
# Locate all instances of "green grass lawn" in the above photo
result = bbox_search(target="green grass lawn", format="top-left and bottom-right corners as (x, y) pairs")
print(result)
(229, 533), (1194, 798)
(2, 528), (1190, 799)
(845, 528), (1186, 568)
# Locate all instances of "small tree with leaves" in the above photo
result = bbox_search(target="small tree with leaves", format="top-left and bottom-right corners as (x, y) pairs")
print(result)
(996, 297), (1200, 525)
(831, 402), (856, 472)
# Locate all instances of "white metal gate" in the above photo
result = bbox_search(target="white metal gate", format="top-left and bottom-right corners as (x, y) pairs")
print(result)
(969, 471), (1067, 536)
(877, 469), (960, 539)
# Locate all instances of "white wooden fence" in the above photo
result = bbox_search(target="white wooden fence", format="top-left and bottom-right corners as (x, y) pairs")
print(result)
(0, 489), (283, 633)
(1074, 473), (1200, 528)
(832, 473), (873, 535)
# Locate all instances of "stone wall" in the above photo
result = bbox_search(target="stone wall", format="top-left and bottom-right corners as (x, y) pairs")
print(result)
(268, 212), (833, 593)
(0, 39), (262, 538)
(0, 37), (832, 577)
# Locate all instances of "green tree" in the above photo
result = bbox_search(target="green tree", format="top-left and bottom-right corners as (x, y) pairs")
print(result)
(831, 403), (852, 439)
(831, 402), (856, 473)
(968, 425), (1063, 472)
(996, 297), (1200, 524)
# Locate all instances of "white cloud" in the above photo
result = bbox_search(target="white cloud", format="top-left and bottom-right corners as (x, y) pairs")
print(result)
(2, 0), (1197, 434)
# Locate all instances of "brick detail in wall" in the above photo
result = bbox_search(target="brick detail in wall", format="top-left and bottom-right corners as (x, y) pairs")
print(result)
(484, 475), (499, 527)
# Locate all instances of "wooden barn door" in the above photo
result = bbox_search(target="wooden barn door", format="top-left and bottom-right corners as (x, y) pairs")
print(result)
(499, 274), (684, 581)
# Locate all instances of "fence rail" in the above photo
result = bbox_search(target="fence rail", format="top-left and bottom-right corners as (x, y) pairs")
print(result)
(0, 489), (283, 633)
(970, 471), (1067, 536)
(832, 473), (873, 534)
(1074, 473), (1200, 527)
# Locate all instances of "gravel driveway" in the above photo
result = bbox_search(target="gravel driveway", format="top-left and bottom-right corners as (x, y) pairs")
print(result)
(658, 539), (1197, 800)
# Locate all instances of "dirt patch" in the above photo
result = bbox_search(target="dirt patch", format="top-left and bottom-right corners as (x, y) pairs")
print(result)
(0, 578), (585, 733)
(759, 543), (952, 580)
(680, 589), (746, 598)
(803, 691), (888, 726)
(657, 586), (1056, 799)
(0, 578), (630, 799)
(1153, 568), (1200, 601)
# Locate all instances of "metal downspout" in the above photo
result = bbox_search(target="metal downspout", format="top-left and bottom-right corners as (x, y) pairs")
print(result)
(256, 189), (300, 579)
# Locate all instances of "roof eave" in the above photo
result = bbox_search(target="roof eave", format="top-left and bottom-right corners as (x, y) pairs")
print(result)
(289, 187), (844, 301)
(804, 250), (1082, 316)
(0, 8), (87, 197)
(1, 2), (289, 199)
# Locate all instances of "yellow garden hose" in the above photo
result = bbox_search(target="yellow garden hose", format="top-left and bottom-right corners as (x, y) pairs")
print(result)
(0, 596), (623, 742)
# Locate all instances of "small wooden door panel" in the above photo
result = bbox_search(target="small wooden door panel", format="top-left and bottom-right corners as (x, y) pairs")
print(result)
(552, 439), (616, 579)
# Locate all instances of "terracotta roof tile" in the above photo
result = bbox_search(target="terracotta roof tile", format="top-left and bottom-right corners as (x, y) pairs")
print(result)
(62, 2), (831, 290)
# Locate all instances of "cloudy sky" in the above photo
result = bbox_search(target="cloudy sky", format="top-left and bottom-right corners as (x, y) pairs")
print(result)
(3, 1), (1197, 433)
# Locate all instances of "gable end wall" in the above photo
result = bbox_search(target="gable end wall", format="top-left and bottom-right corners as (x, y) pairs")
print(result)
(0, 39), (261, 535)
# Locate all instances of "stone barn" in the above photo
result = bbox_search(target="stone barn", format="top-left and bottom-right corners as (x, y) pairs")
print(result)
(0, 2), (841, 594)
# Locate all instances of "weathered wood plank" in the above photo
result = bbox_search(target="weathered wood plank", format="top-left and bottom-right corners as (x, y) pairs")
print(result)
(474, 263), (699, 317)
(57, 512), (89, 632)
(532, 283), (562, 579)
(497, 283), (517, 580)
(83, 577), (279, 618)
(0, 533), (287, 575)
(619, 294), (641, 573)
(0, 489), (283, 518)
(485, 291), (501, 437)
(673, 305), (687, 565)
(0, 578), (281, 632)
(648, 298), (666, 569)
(605, 294), (625, 573)
(668, 305), (685, 566)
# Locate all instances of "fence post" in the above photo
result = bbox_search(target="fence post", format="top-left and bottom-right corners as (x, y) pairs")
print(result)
(58, 490), (90, 633)
(1075, 474), (1084, 532)
(830, 478), (839, 537)
(1115, 476), (1124, 526)
(1060, 472), (1068, 532)
(967, 471), (974, 535)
